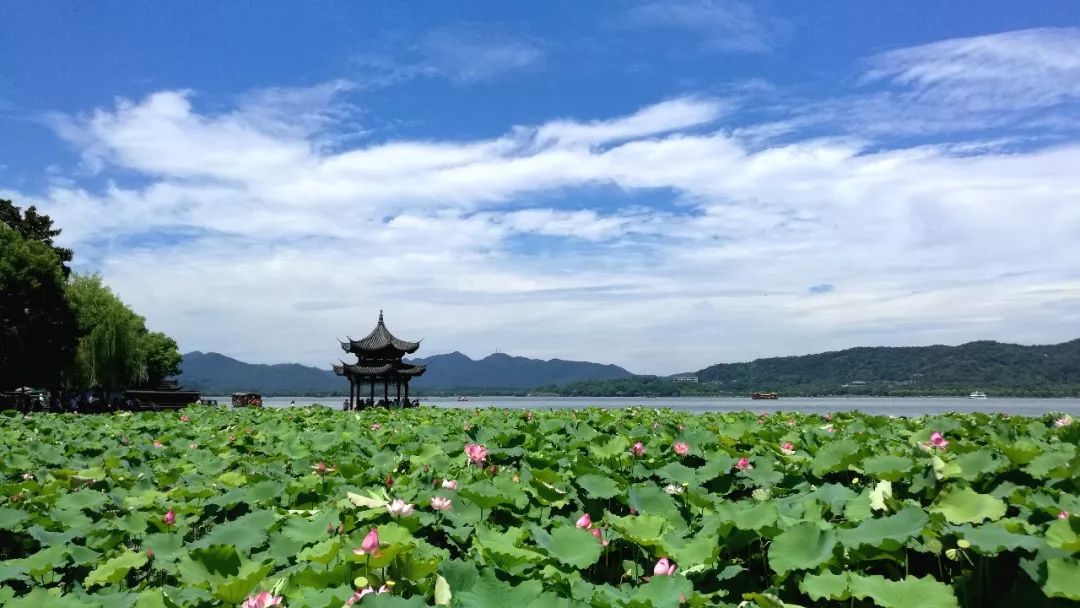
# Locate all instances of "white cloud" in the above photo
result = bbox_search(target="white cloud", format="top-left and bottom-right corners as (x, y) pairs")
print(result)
(14, 35), (1080, 373)
(864, 28), (1080, 112)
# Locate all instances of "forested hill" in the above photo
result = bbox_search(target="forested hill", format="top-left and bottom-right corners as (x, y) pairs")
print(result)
(541, 339), (1080, 397)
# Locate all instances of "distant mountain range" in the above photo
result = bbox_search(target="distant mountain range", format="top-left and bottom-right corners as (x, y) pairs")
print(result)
(542, 339), (1080, 397)
(177, 351), (633, 395)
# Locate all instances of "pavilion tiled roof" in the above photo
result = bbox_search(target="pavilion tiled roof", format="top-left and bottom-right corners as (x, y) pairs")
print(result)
(340, 311), (421, 354)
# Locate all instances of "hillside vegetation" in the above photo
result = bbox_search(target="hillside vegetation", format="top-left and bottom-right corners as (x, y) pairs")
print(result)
(543, 339), (1080, 397)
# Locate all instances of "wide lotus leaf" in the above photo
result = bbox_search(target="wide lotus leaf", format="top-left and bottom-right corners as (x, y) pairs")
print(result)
(191, 509), (277, 551)
(1042, 557), (1080, 600)
(931, 487), (1007, 524)
(577, 473), (621, 499)
(0, 508), (30, 530)
(810, 440), (861, 477)
(1023, 446), (1076, 480)
(767, 521), (836, 574)
(802, 572), (959, 608)
(628, 486), (684, 529)
(629, 575), (694, 608)
(536, 526), (603, 569)
(861, 455), (914, 481)
(608, 513), (667, 546)
(84, 549), (148, 588)
(55, 489), (109, 512)
(949, 522), (1044, 553)
(837, 506), (928, 550)
(952, 449), (1005, 481)
(1045, 518), (1080, 552)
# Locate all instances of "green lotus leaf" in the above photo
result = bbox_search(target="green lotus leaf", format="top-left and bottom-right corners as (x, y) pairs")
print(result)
(663, 531), (719, 568)
(191, 509), (277, 552)
(85, 549), (148, 588)
(948, 522), (1043, 553)
(1043, 557), (1080, 600)
(0, 508), (30, 530)
(803, 572), (958, 608)
(767, 521), (836, 575)
(211, 560), (272, 603)
(861, 455), (914, 481)
(474, 526), (544, 568)
(607, 513), (668, 546)
(540, 526), (604, 569)
(459, 481), (511, 510)
(589, 435), (629, 459)
(628, 485), (685, 529)
(577, 473), (621, 499)
(631, 575), (693, 608)
(216, 470), (247, 487)
(800, 571), (850, 601)
(931, 487), (1007, 524)
(0, 563), (29, 584)
(1045, 518), (1080, 552)
(837, 506), (928, 550)
(715, 500), (778, 531)
(810, 440), (861, 477)
(655, 462), (697, 486)
(1023, 446), (1076, 480)
(20, 545), (69, 578)
(56, 489), (109, 512)
(297, 537), (341, 564)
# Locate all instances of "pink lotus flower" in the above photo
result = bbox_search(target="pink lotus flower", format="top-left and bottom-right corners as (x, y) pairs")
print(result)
(346, 585), (391, 605)
(354, 528), (380, 555)
(146, 548), (154, 559)
(153, 440), (164, 449)
(590, 526), (609, 546)
(241, 591), (283, 608)
(929, 431), (949, 450)
(653, 557), (676, 576)
(371, 423), (381, 430)
(385, 474), (394, 488)
(822, 424), (835, 433)
(1059, 510), (1070, 519)
(735, 457), (753, 471)
(311, 462), (336, 475)
(787, 418), (796, 426)
(824, 414), (833, 421)
(631, 442), (646, 456)
(441, 478), (458, 490)
(1054, 414), (1073, 427)
(780, 442), (795, 455)
(387, 499), (414, 517)
(163, 510), (176, 526)
(673, 442), (689, 456)
(189, 442), (198, 450)
(21, 472), (33, 481)
(431, 496), (453, 511)
(179, 415), (189, 422)
(576, 513), (592, 529)
(465, 443), (488, 465)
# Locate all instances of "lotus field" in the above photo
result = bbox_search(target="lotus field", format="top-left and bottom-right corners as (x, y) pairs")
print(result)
(1, 406), (1079, 608)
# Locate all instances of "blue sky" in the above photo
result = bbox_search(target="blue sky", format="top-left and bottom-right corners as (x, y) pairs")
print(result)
(3, 2), (1080, 373)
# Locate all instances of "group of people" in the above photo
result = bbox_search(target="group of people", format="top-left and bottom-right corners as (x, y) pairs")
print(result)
(341, 397), (421, 410)
(1, 390), (137, 414)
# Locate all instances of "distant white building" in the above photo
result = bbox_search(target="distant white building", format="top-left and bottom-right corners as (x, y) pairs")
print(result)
(672, 375), (699, 383)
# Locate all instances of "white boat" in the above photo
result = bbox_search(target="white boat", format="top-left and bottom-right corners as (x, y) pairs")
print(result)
(969, 391), (988, 400)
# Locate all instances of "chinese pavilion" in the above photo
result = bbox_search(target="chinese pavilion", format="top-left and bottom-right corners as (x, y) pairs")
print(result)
(333, 311), (426, 408)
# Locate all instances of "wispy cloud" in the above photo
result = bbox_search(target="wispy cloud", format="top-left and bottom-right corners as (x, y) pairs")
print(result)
(353, 24), (544, 87)
(616, 0), (773, 53)
(18, 66), (1080, 371)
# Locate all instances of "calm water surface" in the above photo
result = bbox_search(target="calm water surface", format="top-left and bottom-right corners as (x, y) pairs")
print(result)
(207, 396), (1080, 416)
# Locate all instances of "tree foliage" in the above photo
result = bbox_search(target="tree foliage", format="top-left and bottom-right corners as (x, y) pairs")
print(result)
(66, 274), (151, 391)
(0, 198), (73, 276)
(143, 331), (183, 385)
(0, 226), (79, 389)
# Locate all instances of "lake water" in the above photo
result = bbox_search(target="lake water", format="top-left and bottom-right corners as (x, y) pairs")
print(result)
(206, 396), (1080, 417)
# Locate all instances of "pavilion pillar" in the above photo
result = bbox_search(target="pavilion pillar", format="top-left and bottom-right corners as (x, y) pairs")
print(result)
(395, 381), (401, 407)
(383, 380), (388, 405)
(404, 381), (409, 405)
(349, 379), (355, 409)
(369, 380), (375, 405)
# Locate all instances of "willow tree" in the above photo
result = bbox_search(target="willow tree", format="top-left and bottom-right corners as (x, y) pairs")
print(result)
(66, 274), (149, 391)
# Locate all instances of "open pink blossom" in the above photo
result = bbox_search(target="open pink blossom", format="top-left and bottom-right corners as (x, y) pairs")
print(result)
(431, 496), (453, 511)
(464, 443), (488, 465)
(1059, 510), (1070, 519)
(179, 415), (189, 422)
(673, 442), (689, 456)
(241, 591), (283, 608)
(653, 557), (676, 576)
(822, 424), (835, 433)
(735, 457), (753, 471)
(163, 510), (176, 526)
(929, 431), (949, 450)
(371, 423), (381, 430)
(153, 440), (164, 449)
(353, 527), (380, 555)
(387, 499), (415, 517)
(787, 418), (796, 426)
(441, 478), (458, 490)
(780, 442), (795, 455)
(631, 442), (646, 456)
(576, 513), (592, 529)
(1054, 414), (1073, 427)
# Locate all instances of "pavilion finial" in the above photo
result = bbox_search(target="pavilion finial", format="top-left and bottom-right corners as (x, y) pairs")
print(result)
(379, 309), (384, 324)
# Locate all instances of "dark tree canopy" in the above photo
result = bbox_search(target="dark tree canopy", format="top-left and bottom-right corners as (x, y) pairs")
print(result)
(0, 199), (74, 277)
(0, 226), (79, 389)
(143, 331), (183, 386)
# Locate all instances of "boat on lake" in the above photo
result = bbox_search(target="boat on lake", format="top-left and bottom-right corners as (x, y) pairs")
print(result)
(751, 392), (780, 400)
(969, 391), (988, 400)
